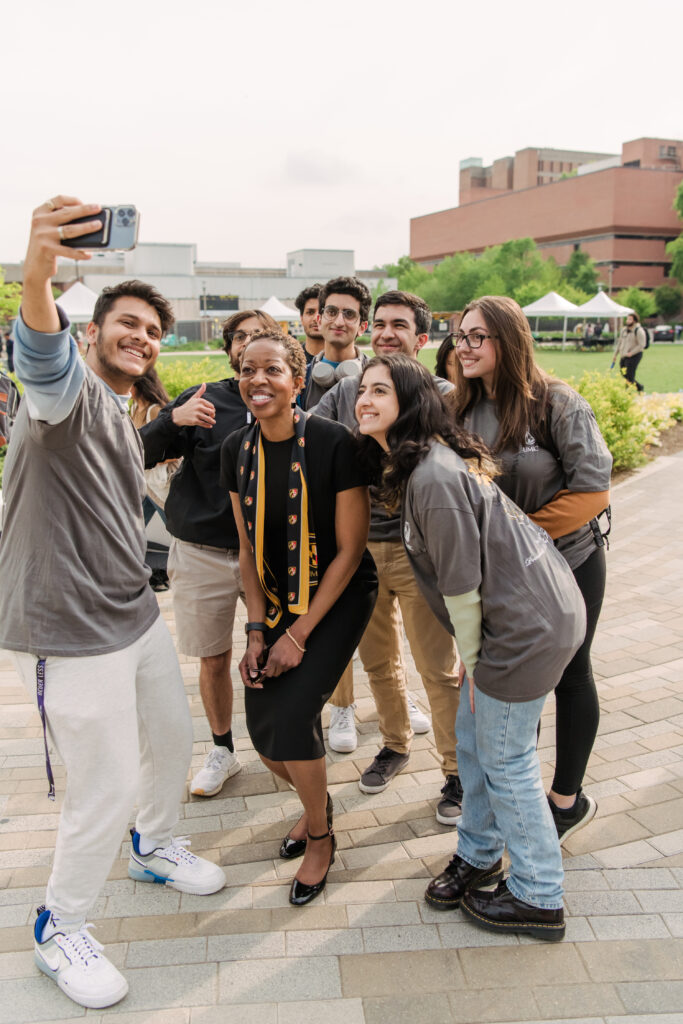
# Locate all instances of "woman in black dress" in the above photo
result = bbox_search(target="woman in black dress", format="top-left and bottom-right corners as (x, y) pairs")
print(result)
(221, 330), (377, 905)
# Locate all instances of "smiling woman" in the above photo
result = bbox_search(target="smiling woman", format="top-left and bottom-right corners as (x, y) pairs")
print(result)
(220, 329), (377, 907)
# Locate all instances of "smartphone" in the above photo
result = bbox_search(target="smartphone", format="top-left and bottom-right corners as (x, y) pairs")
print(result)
(63, 205), (139, 251)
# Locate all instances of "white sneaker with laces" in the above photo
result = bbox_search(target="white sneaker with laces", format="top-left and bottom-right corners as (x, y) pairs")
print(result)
(328, 704), (358, 753)
(406, 692), (431, 734)
(190, 745), (241, 796)
(34, 906), (128, 1009)
(128, 830), (226, 894)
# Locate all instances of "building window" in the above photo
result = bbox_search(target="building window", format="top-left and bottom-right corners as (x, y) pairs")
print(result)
(538, 160), (544, 171)
(537, 175), (543, 185)
(660, 145), (678, 158)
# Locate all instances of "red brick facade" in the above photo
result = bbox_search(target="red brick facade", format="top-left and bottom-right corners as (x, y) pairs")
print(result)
(411, 139), (683, 290)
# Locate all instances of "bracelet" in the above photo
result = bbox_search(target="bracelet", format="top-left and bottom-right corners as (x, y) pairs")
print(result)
(285, 628), (306, 653)
(245, 621), (267, 635)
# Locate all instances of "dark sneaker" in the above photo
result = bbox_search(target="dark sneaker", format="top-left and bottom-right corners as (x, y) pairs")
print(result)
(359, 747), (409, 794)
(435, 774), (463, 826)
(425, 854), (503, 911)
(462, 879), (565, 942)
(548, 790), (597, 846)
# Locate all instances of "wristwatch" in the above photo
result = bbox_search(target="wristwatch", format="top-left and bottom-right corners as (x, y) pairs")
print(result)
(245, 621), (267, 635)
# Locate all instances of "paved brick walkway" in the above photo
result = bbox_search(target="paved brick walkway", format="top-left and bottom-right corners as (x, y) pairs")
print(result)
(2, 450), (683, 1023)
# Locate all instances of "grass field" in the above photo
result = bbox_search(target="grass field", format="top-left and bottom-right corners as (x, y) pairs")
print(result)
(159, 343), (683, 394)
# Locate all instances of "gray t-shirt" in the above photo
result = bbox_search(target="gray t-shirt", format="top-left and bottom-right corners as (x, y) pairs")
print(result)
(465, 386), (612, 570)
(315, 371), (454, 542)
(0, 364), (159, 657)
(402, 441), (586, 703)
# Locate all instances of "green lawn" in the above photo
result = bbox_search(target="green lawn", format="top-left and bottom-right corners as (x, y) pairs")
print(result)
(158, 343), (683, 395)
(419, 344), (683, 393)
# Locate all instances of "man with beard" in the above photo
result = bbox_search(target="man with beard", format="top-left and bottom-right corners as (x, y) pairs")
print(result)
(0, 196), (227, 1010)
(294, 283), (324, 364)
(141, 307), (278, 797)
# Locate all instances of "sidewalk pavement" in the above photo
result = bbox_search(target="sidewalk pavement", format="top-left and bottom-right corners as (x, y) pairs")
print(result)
(2, 451), (683, 1024)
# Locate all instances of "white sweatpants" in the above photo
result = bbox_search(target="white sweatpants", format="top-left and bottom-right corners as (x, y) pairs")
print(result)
(11, 614), (193, 922)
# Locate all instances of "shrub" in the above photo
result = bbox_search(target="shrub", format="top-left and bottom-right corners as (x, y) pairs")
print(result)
(569, 371), (649, 471)
(156, 357), (231, 399)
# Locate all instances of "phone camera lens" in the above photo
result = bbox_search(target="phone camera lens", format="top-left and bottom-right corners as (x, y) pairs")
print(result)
(121, 217), (130, 226)
(126, 208), (135, 217)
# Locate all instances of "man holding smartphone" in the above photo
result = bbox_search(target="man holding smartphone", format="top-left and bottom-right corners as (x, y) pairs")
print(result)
(0, 197), (226, 1010)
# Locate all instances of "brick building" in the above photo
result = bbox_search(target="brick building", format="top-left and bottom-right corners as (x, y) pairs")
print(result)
(411, 138), (683, 291)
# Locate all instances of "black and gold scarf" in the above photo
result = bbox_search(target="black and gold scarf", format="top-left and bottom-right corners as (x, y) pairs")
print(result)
(237, 409), (318, 627)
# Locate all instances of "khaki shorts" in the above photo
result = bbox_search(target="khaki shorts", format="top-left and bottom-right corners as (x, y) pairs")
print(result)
(167, 539), (244, 657)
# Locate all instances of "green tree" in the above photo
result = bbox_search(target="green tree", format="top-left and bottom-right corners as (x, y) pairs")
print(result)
(666, 181), (683, 283)
(562, 250), (599, 294)
(616, 286), (656, 321)
(654, 283), (682, 319)
(0, 268), (21, 324)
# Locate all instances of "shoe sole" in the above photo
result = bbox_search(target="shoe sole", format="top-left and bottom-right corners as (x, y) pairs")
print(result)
(190, 758), (242, 797)
(435, 807), (462, 826)
(359, 772), (406, 794)
(128, 863), (226, 895)
(557, 796), (598, 847)
(424, 867), (503, 911)
(35, 951), (129, 1009)
(328, 737), (358, 754)
(460, 899), (566, 941)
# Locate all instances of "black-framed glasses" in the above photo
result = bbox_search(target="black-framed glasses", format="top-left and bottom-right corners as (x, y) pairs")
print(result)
(226, 329), (255, 345)
(321, 305), (360, 323)
(453, 331), (494, 350)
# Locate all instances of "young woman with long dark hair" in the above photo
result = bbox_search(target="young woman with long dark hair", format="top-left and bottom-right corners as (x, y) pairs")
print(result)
(450, 296), (612, 844)
(221, 330), (377, 906)
(355, 354), (585, 941)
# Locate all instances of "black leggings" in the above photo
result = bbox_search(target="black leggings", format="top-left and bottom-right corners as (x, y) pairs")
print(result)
(552, 546), (606, 796)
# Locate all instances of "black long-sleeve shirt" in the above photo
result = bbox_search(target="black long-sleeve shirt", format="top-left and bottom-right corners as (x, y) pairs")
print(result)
(140, 378), (250, 549)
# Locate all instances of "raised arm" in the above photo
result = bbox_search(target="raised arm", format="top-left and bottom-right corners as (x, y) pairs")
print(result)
(15, 196), (103, 423)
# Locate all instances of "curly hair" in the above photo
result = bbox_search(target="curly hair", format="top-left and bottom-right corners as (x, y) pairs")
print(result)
(318, 276), (372, 323)
(356, 354), (496, 513)
(240, 329), (307, 381)
(294, 284), (323, 316)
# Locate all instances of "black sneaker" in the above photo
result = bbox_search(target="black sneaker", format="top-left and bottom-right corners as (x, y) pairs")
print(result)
(435, 774), (463, 826)
(359, 747), (409, 794)
(548, 790), (597, 846)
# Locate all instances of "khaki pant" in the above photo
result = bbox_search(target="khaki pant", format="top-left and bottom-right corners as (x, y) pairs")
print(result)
(329, 539), (459, 773)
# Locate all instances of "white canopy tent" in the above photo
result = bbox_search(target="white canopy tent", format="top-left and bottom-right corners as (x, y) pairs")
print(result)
(521, 291), (580, 348)
(55, 281), (99, 323)
(259, 295), (299, 322)
(575, 291), (634, 317)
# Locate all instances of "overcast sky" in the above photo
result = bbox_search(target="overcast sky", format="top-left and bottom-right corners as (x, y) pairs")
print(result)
(3, 0), (681, 271)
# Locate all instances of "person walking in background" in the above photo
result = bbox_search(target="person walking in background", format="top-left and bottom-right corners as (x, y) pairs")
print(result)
(222, 329), (377, 905)
(0, 196), (226, 1011)
(451, 295), (612, 844)
(140, 308), (278, 797)
(356, 354), (586, 941)
(612, 311), (647, 392)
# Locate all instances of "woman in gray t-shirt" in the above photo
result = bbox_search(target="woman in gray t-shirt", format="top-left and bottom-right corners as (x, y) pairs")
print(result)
(450, 295), (611, 847)
(355, 354), (585, 942)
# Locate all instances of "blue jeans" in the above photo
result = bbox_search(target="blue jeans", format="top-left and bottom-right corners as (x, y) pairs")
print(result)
(456, 677), (564, 910)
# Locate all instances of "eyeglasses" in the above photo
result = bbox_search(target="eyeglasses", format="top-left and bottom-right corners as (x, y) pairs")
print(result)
(226, 330), (255, 345)
(452, 331), (494, 350)
(321, 305), (360, 323)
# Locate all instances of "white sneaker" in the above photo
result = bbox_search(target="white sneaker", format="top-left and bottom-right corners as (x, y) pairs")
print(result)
(328, 704), (358, 753)
(190, 745), (241, 796)
(34, 907), (128, 1009)
(407, 692), (431, 734)
(128, 830), (226, 895)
